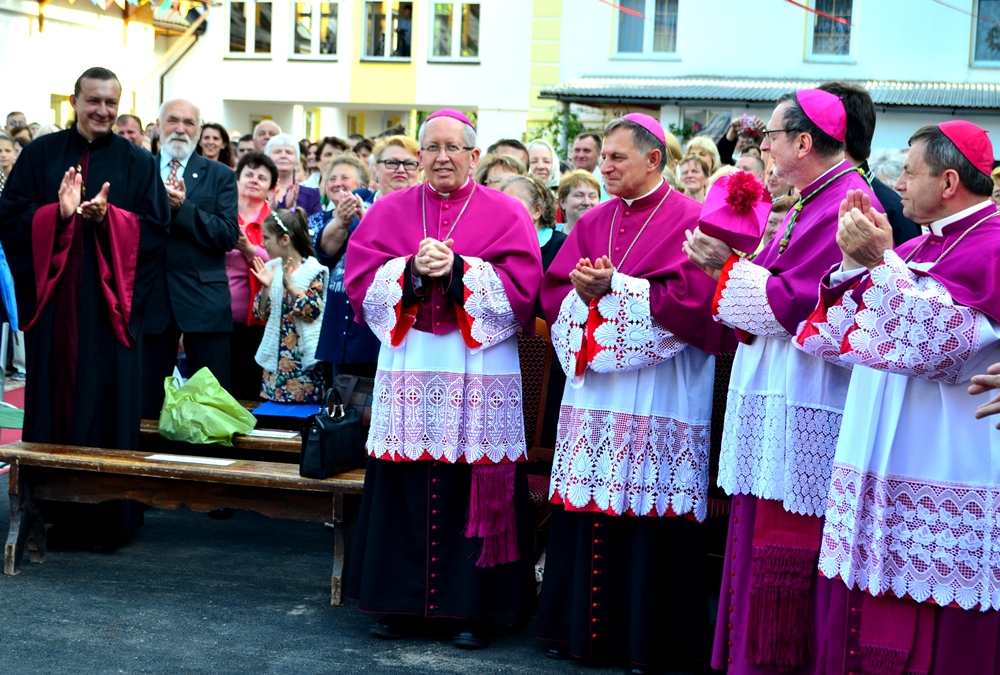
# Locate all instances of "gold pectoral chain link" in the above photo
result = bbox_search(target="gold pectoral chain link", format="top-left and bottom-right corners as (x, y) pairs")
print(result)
(607, 186), (672, 270)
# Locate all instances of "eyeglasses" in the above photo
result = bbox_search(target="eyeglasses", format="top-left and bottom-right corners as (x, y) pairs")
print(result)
(378, 159), (420, 172)
(421, 144), (474, 157)
(761, 128), (795, 142)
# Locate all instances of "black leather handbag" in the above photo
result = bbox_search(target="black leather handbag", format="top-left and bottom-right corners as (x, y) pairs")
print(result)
(299, 382), (366, 479)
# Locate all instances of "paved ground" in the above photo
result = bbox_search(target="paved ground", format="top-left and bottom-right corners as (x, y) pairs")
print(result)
(0, 478), (714, 674)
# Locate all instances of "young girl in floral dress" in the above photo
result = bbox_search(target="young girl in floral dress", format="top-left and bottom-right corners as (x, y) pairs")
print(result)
(250, 208), (328, 403)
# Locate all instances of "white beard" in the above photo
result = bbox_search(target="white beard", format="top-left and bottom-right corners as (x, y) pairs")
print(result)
(163, 134), (196, 160)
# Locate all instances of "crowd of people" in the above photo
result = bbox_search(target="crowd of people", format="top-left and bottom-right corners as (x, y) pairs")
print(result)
(1, 66), (1000, 675)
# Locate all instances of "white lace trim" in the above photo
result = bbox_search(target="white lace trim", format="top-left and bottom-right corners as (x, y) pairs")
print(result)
(362, 256), (407, 347)
(461, 256), (519, 352)
(591, 272), (686, 373)
(822, 464), (1000, 611)
(551, 289), (589, 385)
(796, 288), (859, 368)
(550, 407), (710, 520)
(367, 370), (528, 464)
(717, 391), (841, 516)
(841, 251), (981, 384)
(715, 258), (790, 338)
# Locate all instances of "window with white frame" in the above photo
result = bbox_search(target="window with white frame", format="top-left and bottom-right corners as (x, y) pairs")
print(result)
(430, 1), (480, 61)
(615, 0), (678, 57)
(229, 1), (272, 56)
(806, 0), (853, 61)
(363, 1), (413, 60)
(973, 0), (1000, 65)
(292, 2), (338, 58)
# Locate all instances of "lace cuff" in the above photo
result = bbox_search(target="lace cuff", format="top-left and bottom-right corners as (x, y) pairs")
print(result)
(551, 289), (589, 387)
(589, 271), (686, 374)
(362, 256), (416, 348)
(841, 250), (982, 384)
(712, 256), (790, 338)
(455, 256), (519, 353)
(794, 279), (861, 368)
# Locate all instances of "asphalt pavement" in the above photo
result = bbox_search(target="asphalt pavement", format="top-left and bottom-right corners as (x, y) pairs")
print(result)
(0, 478), (712, 674)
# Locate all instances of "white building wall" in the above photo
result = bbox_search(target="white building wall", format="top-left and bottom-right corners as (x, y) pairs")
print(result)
(0, 0), (158, 126)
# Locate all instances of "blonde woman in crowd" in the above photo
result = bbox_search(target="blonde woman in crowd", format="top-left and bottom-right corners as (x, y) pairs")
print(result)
(555, 169), (600, 235)
(679, 154), (711, 203)
(475, 153), (526, 189)
(685, 135), (721, 173)
(526, 139), (561, 190)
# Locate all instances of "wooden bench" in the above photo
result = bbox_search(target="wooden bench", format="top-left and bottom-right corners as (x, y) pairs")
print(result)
(0, 441), (364, 605)
(138, 420), (302, 463)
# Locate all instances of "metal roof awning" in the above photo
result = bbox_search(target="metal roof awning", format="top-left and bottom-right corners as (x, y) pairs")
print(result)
(540, 76), (1000, 111)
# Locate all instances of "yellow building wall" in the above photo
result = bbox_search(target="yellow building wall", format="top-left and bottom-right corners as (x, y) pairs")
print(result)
(349, 0), (418, 110)
(528, 0), (562, 132)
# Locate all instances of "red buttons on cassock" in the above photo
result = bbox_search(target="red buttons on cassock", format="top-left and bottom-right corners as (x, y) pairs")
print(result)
(592, 603), (600, 607)
(430, 605), (438, 610)
(592, 633), (599, 639)
(592, 587), (600, 592)
(734, 518), (739, 524)
(431, 573), (438, 578)
(431, 557), (439, 562)
(435, 305), (441, 310)
(727, 623), (732, 630)
(729, 588), (734, 595)
(731, 553), (736, 559)
(593, 539), (601, 544)
(728, 641), (732, 647)
(850, 628), (857, 634)
(624, 212), (630, 217)
(432, 494), (440, 499)
(619, 228), (625, 234)
(432, 542), (439, 547)
(849, 650), (857, 656)
(734, 499), (740, 506)
(733, 536), (737, 542)
(731, 571), (736, 577)
(431, 479), (439, 483)
(729, 606), (733, 613)
(432, 510), (439, 514)
(435, 321), (441, 326)
(594, 570), (601, 575)
(592, 618), (598, 623)
(727, 659), (733, 665)
(432, 526), (439, 530)
(431, 589), (438, 594)
(444, 204), (450, 210)
(593, 554), (601, 559)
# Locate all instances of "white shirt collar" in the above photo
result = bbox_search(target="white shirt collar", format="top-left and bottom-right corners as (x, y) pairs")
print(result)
(929, 200), (994, 235)
(428, 177), (471, 199)
(622, 178), (664, 206)
(161, 150), (194, 171)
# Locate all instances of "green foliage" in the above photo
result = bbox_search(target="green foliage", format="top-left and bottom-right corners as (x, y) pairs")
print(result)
(667, 122), (695, 143)
(526, 109), (589, 161)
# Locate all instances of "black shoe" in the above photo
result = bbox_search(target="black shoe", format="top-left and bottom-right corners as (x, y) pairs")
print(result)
(625, 665), (657, 675)
(545, 645), (569, 660)
(452, 629), (490, 650)
(207, 508), (234, 520)
(370, 616), (407, 640)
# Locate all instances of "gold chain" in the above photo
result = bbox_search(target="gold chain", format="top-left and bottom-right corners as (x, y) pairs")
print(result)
(903, 209), (1000, 265)
(607, 185), (672, 269)
(422, 182), (476, 241)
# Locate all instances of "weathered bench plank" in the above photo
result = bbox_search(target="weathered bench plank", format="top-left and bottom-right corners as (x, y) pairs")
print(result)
(0, 442), (364, 606)
(138, 420), (302, 462)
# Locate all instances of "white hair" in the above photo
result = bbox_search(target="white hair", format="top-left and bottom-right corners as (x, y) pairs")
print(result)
(526, 139), (562, 188)
(417, 116), (477, 149)
(157, 99), (201, 126)
(265, 132), (300, 163)
(253, 120), (282, 137)
(868, 148), (904, 186)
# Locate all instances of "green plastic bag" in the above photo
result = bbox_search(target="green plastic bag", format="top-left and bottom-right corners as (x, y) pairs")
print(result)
(158, 367), (257, 446)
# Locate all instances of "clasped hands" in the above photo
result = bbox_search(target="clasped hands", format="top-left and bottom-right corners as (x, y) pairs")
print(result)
(570, 256), (614, 304)
(413, 237), (455, 278)
(58, 166), (110, 223)
(837, 189), (892, 271)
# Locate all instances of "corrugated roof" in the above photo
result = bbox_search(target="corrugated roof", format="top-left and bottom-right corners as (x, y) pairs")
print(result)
(540, 76), (1000, 109)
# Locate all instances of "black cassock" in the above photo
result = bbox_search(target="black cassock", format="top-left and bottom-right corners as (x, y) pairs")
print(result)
(346, 457), (535, 621)
(0, 126), (170, 540)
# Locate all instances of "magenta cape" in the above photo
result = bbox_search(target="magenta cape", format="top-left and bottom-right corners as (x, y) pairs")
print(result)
(542, 181), (734, 355)
(753, 160), (881, 334)
(887, 201), (1000, 322)
(345, 179), (542, 332)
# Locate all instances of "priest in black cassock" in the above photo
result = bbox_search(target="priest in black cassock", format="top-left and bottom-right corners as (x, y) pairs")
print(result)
(0, 67), (170, 545)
